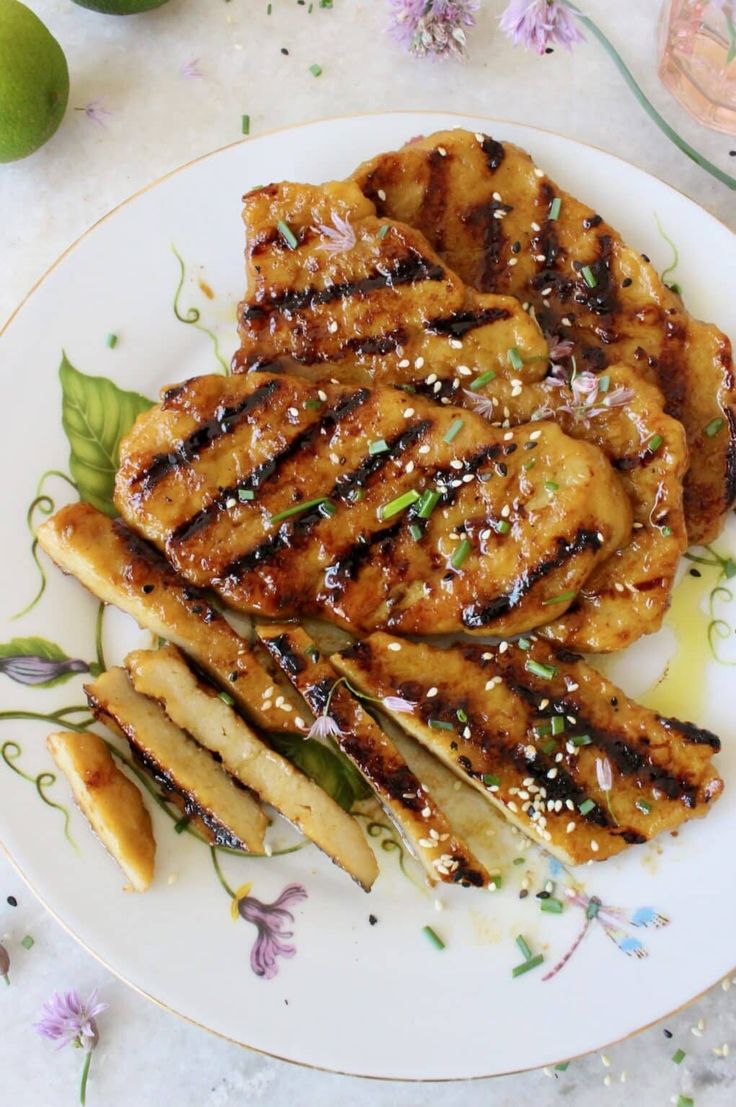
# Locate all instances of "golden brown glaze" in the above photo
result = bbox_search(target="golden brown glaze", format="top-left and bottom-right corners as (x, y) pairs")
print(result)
(333, 633), (723, 866)
(114, 372), (632, 638)
(37, 502), (304, 735)
(234, 179), (549, 383)
(353, 129), (736, 544)
(257, 623), (489, 887)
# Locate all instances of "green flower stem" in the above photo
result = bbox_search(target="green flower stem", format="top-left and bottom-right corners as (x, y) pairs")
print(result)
(566, 3), (736, 192)
(0, 710), (93, 733)
(94, 603), (106, 674)
(79, 1050), (92, 1107)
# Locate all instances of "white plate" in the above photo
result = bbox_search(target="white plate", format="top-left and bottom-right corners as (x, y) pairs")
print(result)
(1, 113), (735, 1081)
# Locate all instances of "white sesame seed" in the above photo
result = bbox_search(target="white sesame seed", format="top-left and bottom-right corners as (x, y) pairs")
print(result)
(503, 431), (513, 441)
(288, 406), (299, 417)
(534, 254), (547, 263)
(388, 642), (401, 652)
(450, 459), (464, 470)
(541, 287), (553, 297)
(529, 430), (542, 440)
(493, 210), (506, 220)
(508, 257), (518, 267)
(501, 504), (511, 517)
(603, 1075), (612, 1087)
(590, 840), (600, 852)
(534, 168), (544, 178)
(531, 222), (541, 232)
(507, 801), (518, 813)
(433, 381), (442, 393)
(282, 703), (293, 713)
(403, 407), (415, 418)
(226, 498), (237, 509)
(318, 389), (327, 401)
(457, 365), (472, 376)
(295, 716), (305, 730)
(421, 806), (431, 817)
(437, 146), (447, 156)
(492, 191), (502, 202)
(419, 444), (430, 454)
(547, 768), (558, 779)
(377, 188), (386, 201)
(427, 686), (438, 697)
(449, 338), (463, 349)
(475, 132), (484, 143)
(415, 356), (425, 369)
(566, 821), (576, 833)
(398, 358), (410, 368)
(601, 1055), (611, 1067)
(262, 700), (272, 711)
(561, 317), (572, 327)
(511, 386), (522, 398)
(614, 582), (625, 593)
(524, 747), (536, 760)
(426, 372), (438, 385)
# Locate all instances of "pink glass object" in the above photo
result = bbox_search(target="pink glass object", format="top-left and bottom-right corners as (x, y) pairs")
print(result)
(658, 0), (736, 134)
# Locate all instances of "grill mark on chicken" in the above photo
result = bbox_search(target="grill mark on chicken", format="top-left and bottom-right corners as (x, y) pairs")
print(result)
(481, 136), (505, 171)
(345, 330), (408, 356)
(169, 388), (371, 547)
(261, 633), (308, 677)
(462, 200), (508, 290)
(332, 418), (432, 499)
(134, 379), (280, 494)
(419, 147), (451, 253)
(462, 529), (603, 628)
(241, 252), (446, 322)
(658, 716), (721, 751)
(424, 306), (512, 337)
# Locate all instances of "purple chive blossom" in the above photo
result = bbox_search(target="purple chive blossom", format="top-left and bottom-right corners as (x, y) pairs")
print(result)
(74, 100), (112, 127)
(546, 370), (634, 424)
(499, 0), (584, 55)
(0, 655), (88, 687)
(545, 333), (576, 362)
(314, 212), (357, 255)
(306, 714), (344, 741)
(1, 943), (9, 985)
(180, 58), (203, 79)
(35, 989), (107, 1105)
(463, 389), (496, 419)
(237, 884), (308, 980)
(382, 695), (415, 713)
(388, 0), (479, 60)
(595, 756), (613, 792)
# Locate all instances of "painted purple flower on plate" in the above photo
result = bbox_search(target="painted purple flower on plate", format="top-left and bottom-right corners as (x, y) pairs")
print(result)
(235, 884), (308, 980)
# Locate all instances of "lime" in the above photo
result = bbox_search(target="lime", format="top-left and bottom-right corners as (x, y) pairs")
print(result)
(71, 0), (171, 13)
(0, 0), (69, 162)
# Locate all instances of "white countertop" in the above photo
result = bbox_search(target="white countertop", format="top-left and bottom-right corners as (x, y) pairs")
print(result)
(2, 0), (736, 1102)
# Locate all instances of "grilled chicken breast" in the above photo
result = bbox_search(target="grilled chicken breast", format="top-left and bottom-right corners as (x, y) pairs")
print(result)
(230, 179), (686, 650)
(86, 667), (268, 853)
(353, 129), (736, 544)
(114, 371), (631, 638)
(234, 179), (549, 383)
(126, 645), (379, 890)
(333, 633), (723, 865)
(257, 623), (489, 887)
(37, 502), (305, 735)
(47, 729), (155, 891)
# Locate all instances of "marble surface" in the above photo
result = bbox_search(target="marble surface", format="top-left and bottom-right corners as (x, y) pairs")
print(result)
(2, 0), (736, 1103)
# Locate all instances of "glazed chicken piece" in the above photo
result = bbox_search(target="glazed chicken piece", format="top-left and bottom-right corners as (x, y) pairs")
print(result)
(353, 128), (736, 544)
(231, 180), (686, 651)
(114, 371), (631, 638)
(333, 633), (723, 866)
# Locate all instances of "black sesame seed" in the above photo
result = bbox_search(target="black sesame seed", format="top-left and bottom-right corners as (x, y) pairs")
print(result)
(142, 584), (154, 594)
(7, 895), (17, 907)
(663, 1028), (673, 1038)
(537, 890), (551, 899)
(545, 46), (554, 53)
(641, 253), (650, 263)
(689, 568), (702, 578)
(730, 150), (736, 157)
(228, 671), (239, 682)
(281, 47), (289, 55)
(495, 462), (508, 477)
(622, 277), (633, 287)
(511, 241), (521, 254)
(369, 914), (378, 926)
(519, 889), (529, 899)
(610, 696), (618, 706)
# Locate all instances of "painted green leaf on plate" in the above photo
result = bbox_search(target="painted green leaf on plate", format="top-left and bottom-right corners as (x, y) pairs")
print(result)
(0, 637), (89, 687)
(59, 353), (153, 517)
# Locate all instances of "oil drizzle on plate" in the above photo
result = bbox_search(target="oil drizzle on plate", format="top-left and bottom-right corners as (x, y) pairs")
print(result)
(640, 569), (712, 721)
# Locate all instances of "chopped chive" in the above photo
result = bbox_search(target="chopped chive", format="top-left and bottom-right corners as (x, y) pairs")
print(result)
(451, 537), (472, 569)
(416, 489), (440, 519)
(516, 935), (533, 960)
(106, 332), (118, 349)
(534, 721), (552, 737)
(319, 0), (333, 6)
(512, 954), (544, 978)
(579, 798), (596, 816)
(422, 924), (445, 950)
(369, 438), (389, 455)
(550, 716), (565, 736)
(380, 489), (420, 520)
(581, 265), (597, 288)
(525, 658), (557, 680)
(661, 525), (672, 537)
(489, 873), (503, 889)
(635, 799), (652, 815)
(349, 488), (365, 503)
(444, 417), (464, 444)
(541, 739), (557, 757)
(512, 856), (526, 866)
(518, 637), (531, 650)
(482, 773), (500, 787)
(495, 519), (511, 535)
(219, 691), (235, 707)
(544, 480), (559, 492)
(469, 369), (497, 391)
(456, 707), (468, 723)
(555, 1062), (570, 1072)
(309, 63), (323, 77)
(241, 114), (250, 136)
(321, 501), (337, 518)
(571, 734), (592, 746)
(305, 644), (320, 660)
(429, 718), (455, 731)
(598, 374), (610, 393)
(540, 897), (564, 914)
(408, 522), (423, 542)
(174, 815), (190, 834)
(541, 589), (578, 606)
(523, 458), (536, 471)
(377, 224), (389, 240)
(647, 433), (664, 453)
(704, 417), (725, 437)
(676, 1096), (694, 1107)
(270, 496), (327, 524)
(238, 488), (255, 502)
(507, 346), (524, 370)
(304, 397), (322, 410)
(548, 197), (562, 220)
(20, 935), (34, 950)
(276, 220), (298, 249)
(672, 1048), (686, 1064)
(267, 1), (272, 10)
